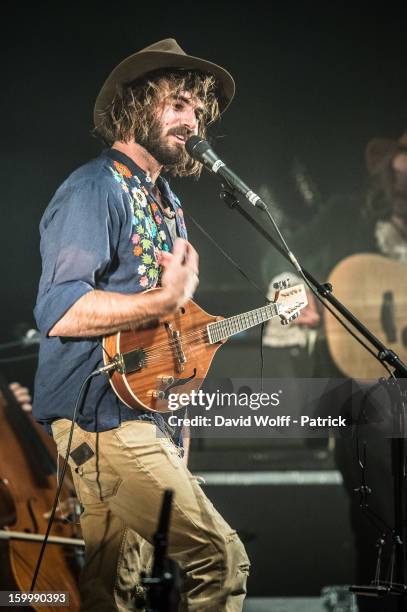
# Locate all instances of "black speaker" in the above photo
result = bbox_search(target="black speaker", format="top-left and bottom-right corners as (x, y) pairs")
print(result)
(202, 476), (355, 597)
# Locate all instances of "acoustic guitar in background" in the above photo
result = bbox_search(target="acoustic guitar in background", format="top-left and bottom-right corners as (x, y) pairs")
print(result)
(325, 253), (407, 379)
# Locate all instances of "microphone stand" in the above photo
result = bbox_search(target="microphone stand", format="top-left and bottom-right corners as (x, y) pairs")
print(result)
(141, 490), (180, 612)
(219, 185), (407, 609)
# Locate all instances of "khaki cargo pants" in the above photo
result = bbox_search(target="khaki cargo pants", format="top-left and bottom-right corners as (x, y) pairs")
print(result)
(52, 419), (249, 611)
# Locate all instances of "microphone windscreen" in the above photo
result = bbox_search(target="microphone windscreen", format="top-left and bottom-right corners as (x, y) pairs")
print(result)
(185, 136), (209, 158)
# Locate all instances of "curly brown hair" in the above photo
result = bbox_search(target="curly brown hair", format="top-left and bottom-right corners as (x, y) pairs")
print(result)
(95, 69), (220, 177)
(364, 145), (407, 221)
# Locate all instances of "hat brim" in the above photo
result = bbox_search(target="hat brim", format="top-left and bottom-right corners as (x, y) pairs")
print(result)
(94, 50), (235, 130)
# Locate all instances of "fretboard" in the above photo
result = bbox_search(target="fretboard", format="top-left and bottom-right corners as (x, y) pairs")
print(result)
(207, 303), (278, 344)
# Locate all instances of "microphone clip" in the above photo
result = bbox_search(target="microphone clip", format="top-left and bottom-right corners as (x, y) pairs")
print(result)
(219, 185), (240, 209)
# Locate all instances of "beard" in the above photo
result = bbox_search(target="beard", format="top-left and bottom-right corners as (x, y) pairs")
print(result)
(136, 120), (191, 171)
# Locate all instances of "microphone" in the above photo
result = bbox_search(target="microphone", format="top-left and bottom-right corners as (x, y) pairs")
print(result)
(185, 136), (267, 210)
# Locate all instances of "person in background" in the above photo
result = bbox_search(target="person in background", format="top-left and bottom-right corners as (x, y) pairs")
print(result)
(263, 131), (407, 612)
(9, 382), (32, 411)
(0, 381), (32, 411)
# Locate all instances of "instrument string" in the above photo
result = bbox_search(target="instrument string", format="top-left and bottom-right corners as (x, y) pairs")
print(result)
(119, 308), (275, 359)
(144, 336), (207, 361)
(147, 340), (202, 357)
(139, 328), (209, 354)
(141, 307), (272, 354)
(135, 314), (251, 355)
(146, 327), (207, 348)
(143, 337), (207, 361)
(145, 338), (210, 358)
(114, 311), (270, 365)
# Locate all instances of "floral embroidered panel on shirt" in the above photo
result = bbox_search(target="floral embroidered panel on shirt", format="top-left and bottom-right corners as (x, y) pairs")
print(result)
(108, 159), (187, 291)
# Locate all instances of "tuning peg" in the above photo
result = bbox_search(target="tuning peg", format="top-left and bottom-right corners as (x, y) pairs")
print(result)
(273, 278), (291, 290)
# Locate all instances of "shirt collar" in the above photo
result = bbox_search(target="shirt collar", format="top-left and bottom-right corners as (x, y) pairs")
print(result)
(104, 147), (174, 208)
(104, 147), (150, 182)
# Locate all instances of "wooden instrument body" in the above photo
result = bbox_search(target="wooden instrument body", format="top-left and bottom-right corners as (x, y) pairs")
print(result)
(103, 284), (308, 413)
(0, 384), (80, 611)
(104, 299), (224, 413)
(325, 253), (407, 379)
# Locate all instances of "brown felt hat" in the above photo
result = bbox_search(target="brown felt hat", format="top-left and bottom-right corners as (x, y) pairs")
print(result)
(94, 38), (235, 130)
(365, 130), (407, 175)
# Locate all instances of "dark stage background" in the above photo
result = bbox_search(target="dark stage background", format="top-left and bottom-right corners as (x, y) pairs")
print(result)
(1, 2), (407, 601)
(2, 3), (407, 360)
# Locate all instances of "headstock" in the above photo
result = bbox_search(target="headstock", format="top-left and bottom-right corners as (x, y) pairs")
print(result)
(273, 283), (308, 325)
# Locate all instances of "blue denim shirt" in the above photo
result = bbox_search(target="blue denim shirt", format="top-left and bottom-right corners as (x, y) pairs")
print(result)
(33, 148), (187, 435)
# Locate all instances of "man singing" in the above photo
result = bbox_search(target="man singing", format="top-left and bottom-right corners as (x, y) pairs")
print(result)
(33, 39), (249, 611)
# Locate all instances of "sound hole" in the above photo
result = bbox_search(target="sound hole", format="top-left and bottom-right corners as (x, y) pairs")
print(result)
(381, 291), (396, 343)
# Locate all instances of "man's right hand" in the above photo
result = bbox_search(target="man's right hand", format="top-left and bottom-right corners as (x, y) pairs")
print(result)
(48, 239), (199, 337)
(158, 238), (199, 312)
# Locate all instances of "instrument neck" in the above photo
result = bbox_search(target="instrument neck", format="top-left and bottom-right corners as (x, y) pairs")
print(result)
(207, 303), (278, 344)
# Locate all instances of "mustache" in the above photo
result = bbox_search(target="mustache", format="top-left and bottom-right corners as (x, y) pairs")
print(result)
(166, 126), (194, 139)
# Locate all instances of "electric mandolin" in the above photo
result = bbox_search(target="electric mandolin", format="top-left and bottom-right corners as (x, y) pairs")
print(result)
(103, 284), (307, 413)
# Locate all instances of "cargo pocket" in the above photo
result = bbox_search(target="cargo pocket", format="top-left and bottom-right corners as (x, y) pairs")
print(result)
(114, 420), (184, 471)
(52, 420), (121, 503)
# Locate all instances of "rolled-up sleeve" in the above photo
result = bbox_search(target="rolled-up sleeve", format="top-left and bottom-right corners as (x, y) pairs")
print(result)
(34, 178), (121, 335)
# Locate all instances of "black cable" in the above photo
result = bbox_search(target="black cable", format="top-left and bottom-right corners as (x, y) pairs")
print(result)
(261, 206), (394, 379)
(30, 369), (101, 591)
(184, 211), (269, 302)
(260, 199), (406, 582)
(188, 201), (390, 383)
(354, 381), (393, 532)
(187, 203), (391, 403)
(260, 202), (404, 570)
(185, 211), (272, 392)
